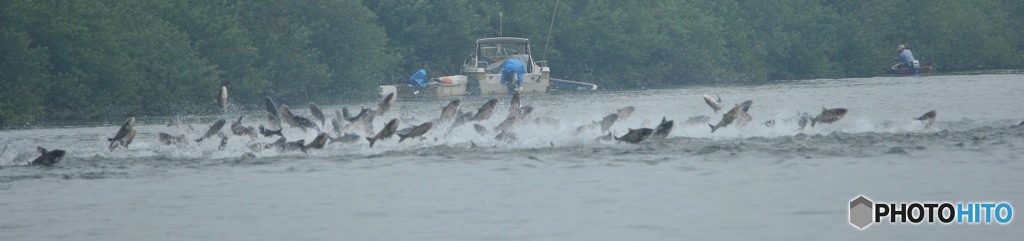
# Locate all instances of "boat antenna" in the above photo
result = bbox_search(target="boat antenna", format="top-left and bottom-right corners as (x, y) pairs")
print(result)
(499, 12), (503, 36)
(543, 0), (559, 61)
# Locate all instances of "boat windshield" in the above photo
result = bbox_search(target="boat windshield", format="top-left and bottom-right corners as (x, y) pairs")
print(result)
(478, 41), (531, 73)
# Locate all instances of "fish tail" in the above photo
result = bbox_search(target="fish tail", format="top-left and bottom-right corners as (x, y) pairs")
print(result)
(398, 134), (408, 143)
(367, 137), (376, 148)
(708, 123), (717, 133)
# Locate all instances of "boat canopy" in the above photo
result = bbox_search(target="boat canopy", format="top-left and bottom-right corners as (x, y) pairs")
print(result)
(476, 37), (533, 74)
(476, 37), (530, 45)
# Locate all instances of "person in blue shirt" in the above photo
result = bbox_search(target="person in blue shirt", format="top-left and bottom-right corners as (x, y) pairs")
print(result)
(501, 58), (525, 94)
(890, 44), (917, 74)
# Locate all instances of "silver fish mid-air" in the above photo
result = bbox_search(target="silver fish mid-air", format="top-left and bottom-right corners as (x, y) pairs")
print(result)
(329, 133), (361, 144)
(439, 99), (461, 123)
(309, 102), (326, 127)
(703, 94), (723, 113)
(291, 115), (321, 132)
(709, 103), (753, 133)
(473, 123), (489, 136)
(798, 112), (810, 130)
(509, 92), (521, 114)
(616, 128), (654, 144)
(158, 132), (188, 145)
(398, 122), (433, 143)
(279, 105), (298, 127)
(230, 116), (258, 139)
(366, 118), (400, 148)
(166, 116), (194, 131)
(616, 106), (635, 121)
(811, 107), (848, 127)
(108, 116), (137, 151)
(258, 125), (283, 137)
(217, 85), (228, 112)
(653, 117), (674, 138)
(280, 105), (319, 132)
(600, 113), (619, 132)
(915, 110), (937, 128)
(375, 92), (396, 117)
(265, 97), (281, 129)
(195, 119), (227, 143)
(30, 147), (66, 166)
(495, 130), (517, 144)
(738, 100), (753, 113)
(301, 133), (330, 152)
(470, 99), (499, 121)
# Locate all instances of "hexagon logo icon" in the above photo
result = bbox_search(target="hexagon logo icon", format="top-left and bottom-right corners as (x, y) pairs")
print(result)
(849, 195), (874, 230)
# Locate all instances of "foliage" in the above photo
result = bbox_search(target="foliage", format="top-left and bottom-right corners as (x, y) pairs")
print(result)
(2, 0), (1023, 127)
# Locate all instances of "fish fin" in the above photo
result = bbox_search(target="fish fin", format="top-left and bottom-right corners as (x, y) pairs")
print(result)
(398, 134), (408, 143)
(36, 147), (46, 155)
(709, 123), (717, 133)
(366, 137), (376, 148)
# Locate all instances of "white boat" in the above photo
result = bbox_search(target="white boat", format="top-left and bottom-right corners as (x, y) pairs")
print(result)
(378, 75), (468, 99)
(462, 37), (550, 95)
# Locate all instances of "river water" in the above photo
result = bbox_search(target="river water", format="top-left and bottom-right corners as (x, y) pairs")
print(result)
(1, 74), (1022, 240)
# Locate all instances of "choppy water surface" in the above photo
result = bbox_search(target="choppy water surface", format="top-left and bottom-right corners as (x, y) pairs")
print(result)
(2, 74), (1023, 240)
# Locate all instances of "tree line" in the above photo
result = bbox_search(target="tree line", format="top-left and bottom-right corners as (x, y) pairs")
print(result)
(2, 0), (1022, 127)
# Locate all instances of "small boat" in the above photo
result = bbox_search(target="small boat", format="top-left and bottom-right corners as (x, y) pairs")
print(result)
(379, 75), (468, 99)
(893, 61), (934, 76)
(550, 78), (598, 91)
(462, 37), (550, 95)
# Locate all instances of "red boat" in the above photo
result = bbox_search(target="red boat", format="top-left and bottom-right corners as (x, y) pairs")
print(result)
(893, 61), (934, 76)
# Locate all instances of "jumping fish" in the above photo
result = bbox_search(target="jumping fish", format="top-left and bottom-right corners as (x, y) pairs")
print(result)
(375, 92), (396, 117)
(600, 113), (618, 132)
(616, 106), (635, 121)
(258, 125), (283, 137)
(230, 116), (258, 139)
(301, 133), (330, 152)
(366, 119), (400, 148)
(158, 132), (187, 145)
(616, 128), (654, 144)
(509, 92), (521, 114)
(309, 102), (326, 127)
(439, 99), (461, 123)
(398, 122), (433, 143)
(703, 94), (723, 113)
(915, 110), (937, 128)
(470, 99), (499, 121)
(329, 133), (361, 144)
(108, 116), (137, 151)
(217, 85), (228, 112)
(653, 117), (674, 138)
(709, 103), (753, 133)
(812, 107), (848, 127)
(195, 119), (227, 143)
(31, 147), (66, 166)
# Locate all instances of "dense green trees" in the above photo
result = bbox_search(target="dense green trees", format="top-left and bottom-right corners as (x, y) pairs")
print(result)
(2, 0), (1023, 127)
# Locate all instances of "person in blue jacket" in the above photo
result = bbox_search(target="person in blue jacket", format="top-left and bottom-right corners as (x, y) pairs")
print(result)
(501, 58), (525, 94)
(409, 69), (428, 94)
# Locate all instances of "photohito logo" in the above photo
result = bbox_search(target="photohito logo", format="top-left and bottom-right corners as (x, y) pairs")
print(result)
(848, 195), (1014, 230)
